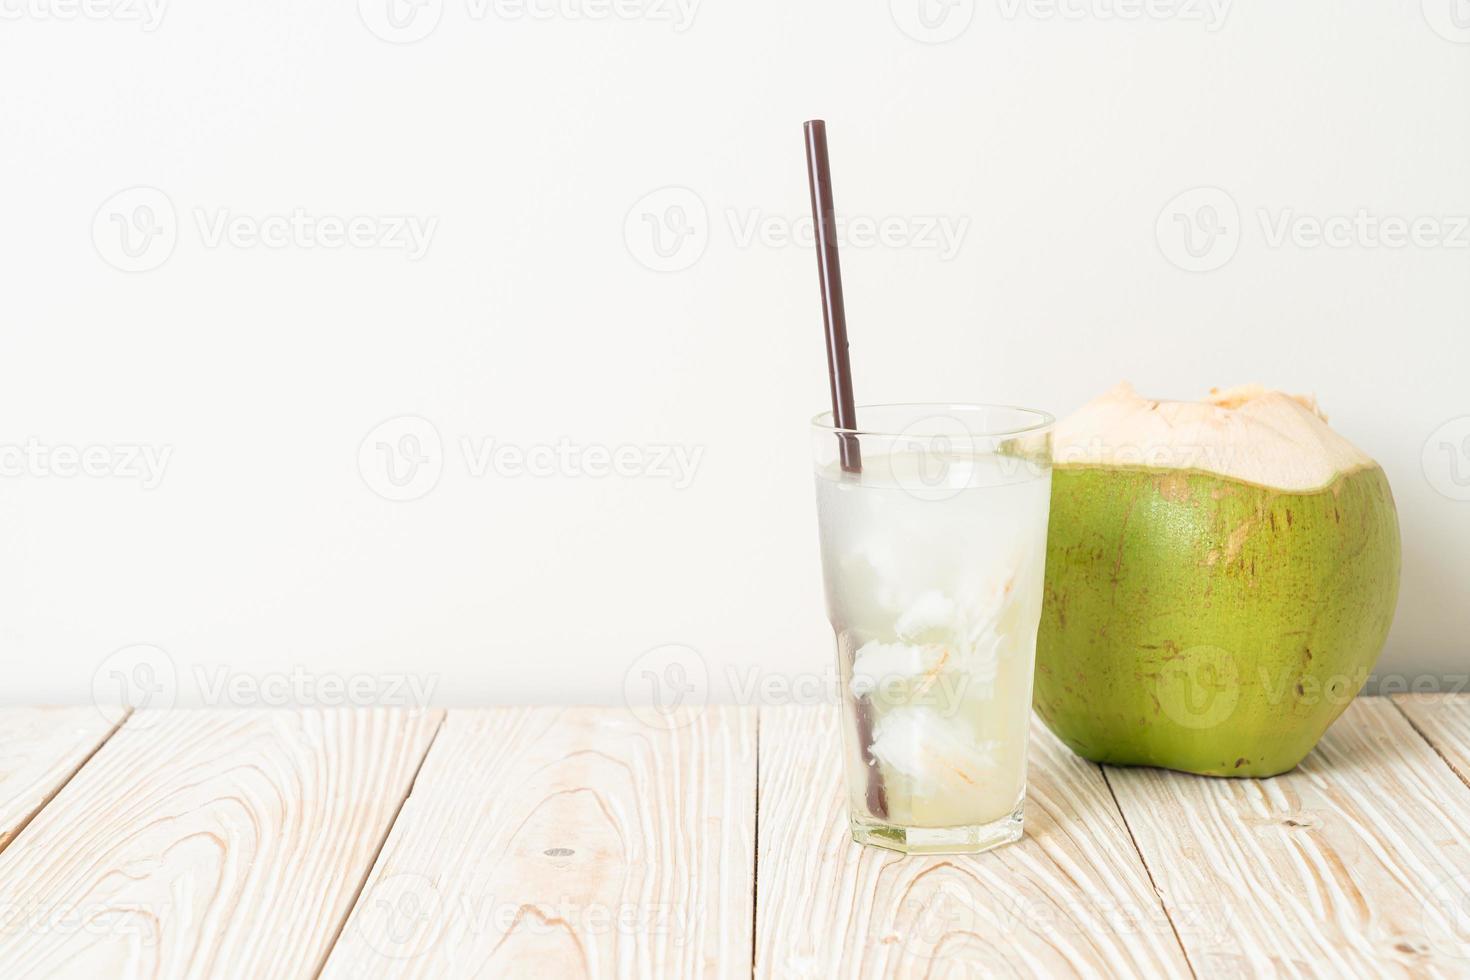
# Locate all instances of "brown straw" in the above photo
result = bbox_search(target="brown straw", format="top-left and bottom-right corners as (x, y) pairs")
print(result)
(804, 120), (862, 474)
(804, 119), (887, 820)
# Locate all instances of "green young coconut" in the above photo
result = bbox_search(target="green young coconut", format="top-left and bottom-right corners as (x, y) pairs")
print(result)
(1034, 383), (1401, 777)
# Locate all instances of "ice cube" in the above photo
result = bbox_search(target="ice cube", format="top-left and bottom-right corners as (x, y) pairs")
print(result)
(868, 707), (1000, 797)
(850, 641), (949, 698)
(895, 590), (957, 640)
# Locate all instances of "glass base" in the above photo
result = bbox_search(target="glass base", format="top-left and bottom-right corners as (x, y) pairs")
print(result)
(850, 803), (1024, 855)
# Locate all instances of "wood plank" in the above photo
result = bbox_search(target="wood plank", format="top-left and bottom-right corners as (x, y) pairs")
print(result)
(1106, 697), (1470, 976)
(755, 704), (1190, 978)
(320, 706), (757, 979)
(1394, 693), (1470, 789)
(0, 707), (122, 853)
(0, 707), (442, 979)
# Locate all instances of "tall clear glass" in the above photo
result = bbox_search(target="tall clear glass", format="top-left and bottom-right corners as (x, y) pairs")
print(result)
(811, 404), (1054, 854)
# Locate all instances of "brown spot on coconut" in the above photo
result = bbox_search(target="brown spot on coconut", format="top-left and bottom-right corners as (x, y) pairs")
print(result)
(1037, 382), (1401, 777)
(1157, 472), (1191, 503)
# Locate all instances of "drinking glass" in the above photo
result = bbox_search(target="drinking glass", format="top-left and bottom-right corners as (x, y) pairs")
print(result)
(811, 404), (1054, 854)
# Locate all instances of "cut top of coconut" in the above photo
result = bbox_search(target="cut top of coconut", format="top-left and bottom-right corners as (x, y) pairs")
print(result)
(1052, 382), (1375, 491)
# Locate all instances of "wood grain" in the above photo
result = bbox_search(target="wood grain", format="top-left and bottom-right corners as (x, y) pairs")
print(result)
(1107, 697), (1470, 976)
(0, 707), (442, 979)
(320, 706), (757, 979)
(755, 704), (1190, 978)
(0, 707), (122, 854)
(1394, 693), (1470, 790)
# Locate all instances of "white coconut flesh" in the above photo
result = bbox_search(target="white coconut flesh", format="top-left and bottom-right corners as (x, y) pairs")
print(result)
(1051, 382), (1376, 492)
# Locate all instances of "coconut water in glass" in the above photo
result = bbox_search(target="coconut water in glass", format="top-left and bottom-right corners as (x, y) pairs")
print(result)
(812, 404), (1053, 854)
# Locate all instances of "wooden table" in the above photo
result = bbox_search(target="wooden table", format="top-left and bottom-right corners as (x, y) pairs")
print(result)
(1, 697), (1468, 977)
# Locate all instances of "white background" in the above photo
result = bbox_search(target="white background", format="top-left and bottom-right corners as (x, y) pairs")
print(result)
(2, 0), (1467, 710)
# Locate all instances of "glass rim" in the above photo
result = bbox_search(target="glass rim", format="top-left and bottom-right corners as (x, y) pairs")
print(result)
(809, 402), (1055, 439)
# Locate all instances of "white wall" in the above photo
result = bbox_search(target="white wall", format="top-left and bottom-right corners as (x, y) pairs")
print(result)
(2, 0), (1467, 710)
